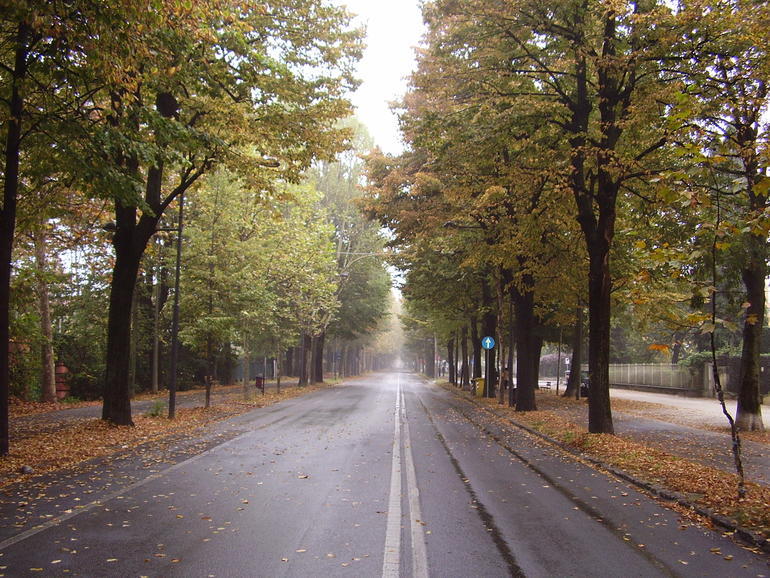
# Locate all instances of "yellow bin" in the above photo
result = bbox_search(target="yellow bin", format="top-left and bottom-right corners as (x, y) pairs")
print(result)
(473, 378), (485, 397)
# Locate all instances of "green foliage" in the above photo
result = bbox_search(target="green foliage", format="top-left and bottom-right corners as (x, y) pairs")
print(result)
(145, 400), (167, 418)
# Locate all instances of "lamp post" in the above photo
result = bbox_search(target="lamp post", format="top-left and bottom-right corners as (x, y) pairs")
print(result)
(167, 191), (185, 419)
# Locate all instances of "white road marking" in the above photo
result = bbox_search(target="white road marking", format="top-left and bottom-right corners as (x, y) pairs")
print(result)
(402, 387), (429, 578)
(382, 374), (430, 577)
(382, 376), (403, 577)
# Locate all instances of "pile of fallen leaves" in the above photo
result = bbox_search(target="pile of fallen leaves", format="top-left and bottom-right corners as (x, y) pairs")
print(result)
(7, 396), (98, 417)
(462, 389), (770, 542)
(2, 383), (331, 489)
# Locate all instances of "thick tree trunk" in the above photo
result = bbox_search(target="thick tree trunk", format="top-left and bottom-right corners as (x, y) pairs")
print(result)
(585, 238), (614, 434)
(425, 337), (436, 378)
(102, 235), (146, 425)
(34, 229), (56, 403)
(736, 238), (765, 431)
(1, 22), (30, 455)
(513, 283), (537, 411)
(568, 14), (615, 434)
(447, 336), (455, 384)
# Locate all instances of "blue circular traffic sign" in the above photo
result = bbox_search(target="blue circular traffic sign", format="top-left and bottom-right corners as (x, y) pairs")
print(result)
(481, 336), (495, 350)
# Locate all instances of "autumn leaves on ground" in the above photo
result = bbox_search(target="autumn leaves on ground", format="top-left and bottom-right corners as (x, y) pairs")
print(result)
(2, 384), (329, 488)
(469, 390), (770, 544)
(3, 382), (769, 545)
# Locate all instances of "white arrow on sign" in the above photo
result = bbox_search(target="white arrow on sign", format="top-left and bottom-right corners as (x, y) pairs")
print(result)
(481, 336), (495, 350)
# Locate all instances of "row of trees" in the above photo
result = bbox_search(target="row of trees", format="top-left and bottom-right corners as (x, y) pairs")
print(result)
(363, 0), (769, 433)
(1, 1), (393, 455)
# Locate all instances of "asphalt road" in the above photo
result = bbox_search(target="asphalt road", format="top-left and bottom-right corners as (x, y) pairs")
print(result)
(0, 372), (767, 577)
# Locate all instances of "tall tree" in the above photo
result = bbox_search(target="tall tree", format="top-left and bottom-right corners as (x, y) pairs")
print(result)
(671, 0), (769, 430)
(58, 0), (363, 424)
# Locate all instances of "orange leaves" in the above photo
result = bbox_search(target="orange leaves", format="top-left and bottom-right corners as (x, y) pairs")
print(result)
(647, 343), (671, 353)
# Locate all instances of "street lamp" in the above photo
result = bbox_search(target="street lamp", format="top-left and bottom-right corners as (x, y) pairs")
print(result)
(167, 191), (185, 419)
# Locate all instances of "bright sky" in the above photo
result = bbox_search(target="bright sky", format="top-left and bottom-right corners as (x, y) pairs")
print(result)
(336, 0), (425, 154)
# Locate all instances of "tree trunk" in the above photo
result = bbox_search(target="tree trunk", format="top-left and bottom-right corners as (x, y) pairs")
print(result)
(102, 196), (161, 425)
(735, 236), (766, 431)
(298, 333), (311, 386)
(102, 232), (147, 425)
(313, 332), (325, 383)
(1, 21), (30, 455)
(513, 282), (537, 411)
(563, 306), (584, 398)
(470, 316), (481, 379)
(567, 14), (616, 434)
(425, 337), (436, 378)
(103, 90), (190, 425)
(460, 325), (469, 388)
(447, 336), (455, 384)
(309, 336), (317, 385)
(585, 237), (614, 434)
(34, 228), (56, 403)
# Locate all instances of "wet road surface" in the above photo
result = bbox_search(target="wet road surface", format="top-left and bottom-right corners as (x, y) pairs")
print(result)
(0, 372), (767, 576)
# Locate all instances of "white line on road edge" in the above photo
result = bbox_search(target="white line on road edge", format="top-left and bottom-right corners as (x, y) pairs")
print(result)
(402, 387), (429, 578)
(382, 376), (403, 577)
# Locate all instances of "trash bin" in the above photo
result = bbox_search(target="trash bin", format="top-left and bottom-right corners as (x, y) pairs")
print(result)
(255, 375), (265, 393)
(472, 378), (485, 397)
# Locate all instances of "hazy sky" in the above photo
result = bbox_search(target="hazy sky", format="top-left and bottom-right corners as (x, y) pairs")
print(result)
(337, 0), (425, 154)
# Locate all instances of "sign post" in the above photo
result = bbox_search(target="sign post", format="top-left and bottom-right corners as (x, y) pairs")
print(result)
(481, 336), (495, 397)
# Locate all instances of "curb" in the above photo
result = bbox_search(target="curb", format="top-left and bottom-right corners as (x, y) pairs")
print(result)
(439, 382), (770, 555)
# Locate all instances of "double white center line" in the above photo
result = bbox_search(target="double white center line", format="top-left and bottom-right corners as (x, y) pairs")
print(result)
(383, 375), (429, 577)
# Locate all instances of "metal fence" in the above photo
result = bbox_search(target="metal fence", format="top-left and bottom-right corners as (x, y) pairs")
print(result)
(608, 363), (698, 392)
